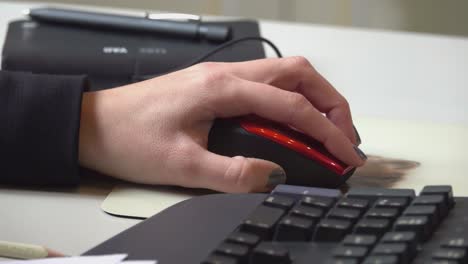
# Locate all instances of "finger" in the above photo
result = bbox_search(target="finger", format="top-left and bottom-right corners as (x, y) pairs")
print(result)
(191, 151), (286, 193)
(208, 77), (366, 166)
(209, 57), (359, 144)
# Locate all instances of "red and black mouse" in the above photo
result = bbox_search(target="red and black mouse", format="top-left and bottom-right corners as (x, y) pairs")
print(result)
(208, 115), (355, 188)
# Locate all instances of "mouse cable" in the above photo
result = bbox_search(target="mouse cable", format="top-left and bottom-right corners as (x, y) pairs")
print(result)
(133, 36), (283, 81)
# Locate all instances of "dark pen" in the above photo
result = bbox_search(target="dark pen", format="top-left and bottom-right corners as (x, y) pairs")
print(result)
(26, 7), (232, 42)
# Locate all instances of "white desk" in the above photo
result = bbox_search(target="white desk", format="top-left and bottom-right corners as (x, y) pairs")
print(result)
(1, 1), (468, 259)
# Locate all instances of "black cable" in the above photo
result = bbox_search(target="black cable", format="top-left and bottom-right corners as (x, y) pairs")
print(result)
(186, 36), (283, 65)
(134, 36), (282, 81)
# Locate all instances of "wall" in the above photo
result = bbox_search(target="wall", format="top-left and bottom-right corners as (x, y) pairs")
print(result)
(5, 0), (468, 37)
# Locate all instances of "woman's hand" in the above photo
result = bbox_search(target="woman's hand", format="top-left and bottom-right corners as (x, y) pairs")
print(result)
(78, 57), (366, 193)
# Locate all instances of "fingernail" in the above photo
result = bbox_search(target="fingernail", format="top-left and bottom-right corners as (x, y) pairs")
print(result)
(353, 146), (368, 161)
(267, 168), (287, 188)
(353, 125), (361, 145)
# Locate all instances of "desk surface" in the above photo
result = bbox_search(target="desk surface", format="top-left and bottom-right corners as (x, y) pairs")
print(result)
(1, 1), (468, 259)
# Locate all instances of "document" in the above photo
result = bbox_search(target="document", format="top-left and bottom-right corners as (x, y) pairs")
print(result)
(101, 117), (468, 218)
(3, 254), (156, 264)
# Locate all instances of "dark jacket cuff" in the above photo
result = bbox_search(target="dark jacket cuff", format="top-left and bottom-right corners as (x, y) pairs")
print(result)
(0, 71), (87, 186)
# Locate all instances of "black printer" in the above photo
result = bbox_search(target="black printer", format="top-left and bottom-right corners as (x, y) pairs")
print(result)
(2, 17), (266, 90)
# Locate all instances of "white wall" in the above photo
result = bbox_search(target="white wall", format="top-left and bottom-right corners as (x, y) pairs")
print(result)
(5, 0), (468, 37)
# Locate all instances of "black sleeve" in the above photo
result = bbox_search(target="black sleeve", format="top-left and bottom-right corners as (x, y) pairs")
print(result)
(0, 71), (88, 186)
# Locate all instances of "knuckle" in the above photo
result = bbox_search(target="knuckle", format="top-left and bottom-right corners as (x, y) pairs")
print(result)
(287, 93), (310, 113)
(195, 61), (218, 73)
(285, 92), (310, 123)
(323, 127), (343, 147)
(336, 96), (350, 110)
(224, 156), (252, 192)
(286, 56), (313, 69)
(281, 56), (317, 85)
(195, 62), (228, 88)
(202, 70), (229, 91)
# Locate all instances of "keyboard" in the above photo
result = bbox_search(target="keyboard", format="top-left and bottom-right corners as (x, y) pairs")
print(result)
(86, 185), (468, 264)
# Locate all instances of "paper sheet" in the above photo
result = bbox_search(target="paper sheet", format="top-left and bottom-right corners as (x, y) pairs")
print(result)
(101, 185), (212, 218)
(347, 117), (468, 194)
(3, 254), (156, 264)
(101, 117), (468, 218)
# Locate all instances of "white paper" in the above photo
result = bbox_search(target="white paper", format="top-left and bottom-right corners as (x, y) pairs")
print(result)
(2, 254), (156, 264)
(121, 260), (158, 264)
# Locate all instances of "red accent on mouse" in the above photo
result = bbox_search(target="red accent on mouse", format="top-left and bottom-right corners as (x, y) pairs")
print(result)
(208, 115), (356, 188)
(239, 116), (354, 176)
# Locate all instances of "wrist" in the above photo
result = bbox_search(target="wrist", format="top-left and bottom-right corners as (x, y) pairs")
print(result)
(78, 91), (97, 169)
(78, 90), (115, 171)
(78, 86), (138, 178)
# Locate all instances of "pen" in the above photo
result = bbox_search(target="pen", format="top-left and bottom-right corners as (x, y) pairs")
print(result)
(26, 7), (232, 43)
(0, 240), (64, 259)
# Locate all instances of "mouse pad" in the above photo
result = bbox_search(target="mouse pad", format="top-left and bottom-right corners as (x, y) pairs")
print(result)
(101, 117), (468, 219)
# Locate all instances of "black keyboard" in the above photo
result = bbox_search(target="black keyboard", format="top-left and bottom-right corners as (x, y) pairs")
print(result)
(86, 185), (468, 264)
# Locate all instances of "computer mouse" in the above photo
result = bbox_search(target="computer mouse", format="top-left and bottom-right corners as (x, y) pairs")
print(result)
(207, 115), (356, 188)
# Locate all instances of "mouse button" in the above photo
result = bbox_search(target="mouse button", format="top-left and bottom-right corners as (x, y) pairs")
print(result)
(239, 116), (353, 176)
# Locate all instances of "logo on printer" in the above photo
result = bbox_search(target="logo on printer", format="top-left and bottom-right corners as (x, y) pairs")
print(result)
(21, 21), (38, 29)
(139, 47), (167, 55)
(103, 46), (128, 54)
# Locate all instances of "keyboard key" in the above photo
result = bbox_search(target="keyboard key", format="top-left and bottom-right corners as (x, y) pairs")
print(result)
(372, 243), (410, 264)
(362, 255), (399, 264)
(346, 188), (415, 203)
(337, 198), (370, 213)
(315, 219), (353, 242)
(328, 208), (361, 224)
(403, 205), (439, 229)
(263, 195), (295, 210)
(251, 242), (291, 264)
(290, 204), (324, 220)
(202, 254), (239, 264)
(343, 234), (378, 247)
(442, 238), (468, 249)
(328, 259), (359, 264)
(375, 197), (409, 213)
(430, 260), (459, 264)
(381, 232), (417, 258)
(412, 195), (448, 218)
(271, 184), (341, 200)
(201, 184), (462, 264)
(432, 248), (467, 263)
(366, 208), (399, 221)
(215, 242), (249, 262)
(333, 246), (368, 262)
(381, 231), (417, 244)
(275, 215), (315, 241)
(300, 195), (336, 211)
(394, 216), (431, 242)
(421, 185), (455, 209)
(354, 219), (390, 238)
(240, 205), (284, 239)
(226, 232), (260, 248)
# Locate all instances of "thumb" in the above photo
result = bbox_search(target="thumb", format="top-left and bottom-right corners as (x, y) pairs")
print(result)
(196, 152), (286, 193)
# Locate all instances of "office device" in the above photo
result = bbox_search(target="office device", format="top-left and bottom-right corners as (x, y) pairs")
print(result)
(208, 116), (355, 188)
(27, 7), (231, 43)
(2, 18), (265, 90)
(87, 184), (467, 263)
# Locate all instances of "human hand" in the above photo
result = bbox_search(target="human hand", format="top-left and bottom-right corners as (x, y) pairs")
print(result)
(78, 57), (366, 193)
